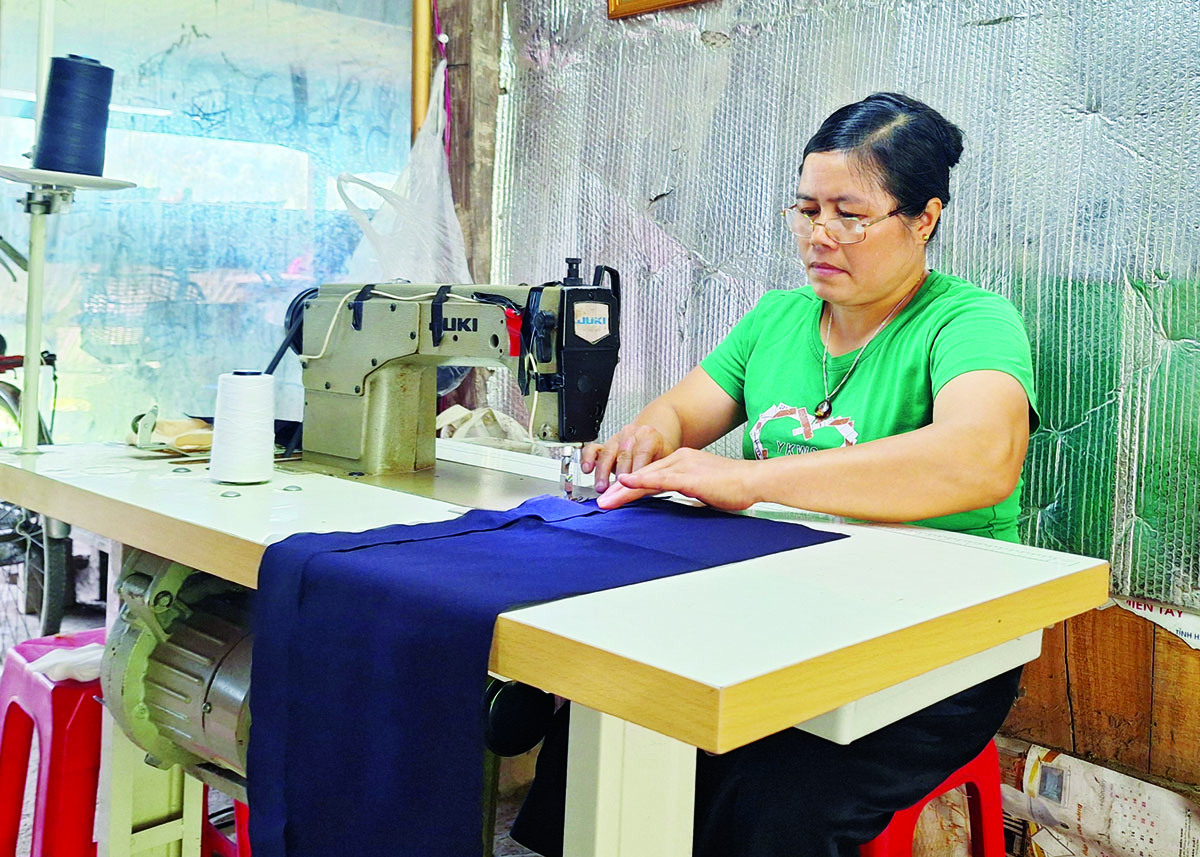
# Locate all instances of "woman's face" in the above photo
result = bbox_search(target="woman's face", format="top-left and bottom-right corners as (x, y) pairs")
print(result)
(795, 151), (936, 312)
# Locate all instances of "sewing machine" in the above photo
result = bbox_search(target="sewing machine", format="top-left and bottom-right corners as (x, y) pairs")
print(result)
(299, 258), (621, 474)
(89, 260), (623, 806)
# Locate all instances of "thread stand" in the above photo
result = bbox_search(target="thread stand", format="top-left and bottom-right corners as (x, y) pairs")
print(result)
(0, 165), (134, 454)
(25, 184), (74, 216)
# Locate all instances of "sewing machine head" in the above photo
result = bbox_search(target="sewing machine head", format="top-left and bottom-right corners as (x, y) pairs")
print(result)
(298, 259), (620, 474)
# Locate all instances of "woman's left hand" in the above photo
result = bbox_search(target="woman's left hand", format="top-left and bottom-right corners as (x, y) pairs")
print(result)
(596, 448), (759, 511)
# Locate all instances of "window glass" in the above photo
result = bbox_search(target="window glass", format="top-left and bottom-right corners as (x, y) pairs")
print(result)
(0, 0), (412, 440)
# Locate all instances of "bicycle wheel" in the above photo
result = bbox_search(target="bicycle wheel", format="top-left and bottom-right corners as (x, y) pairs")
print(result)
(0, 503), (22, 566)
(23, 532), (67, 636)
(0, 508), (37, 653)
(0, 379), (52, 446)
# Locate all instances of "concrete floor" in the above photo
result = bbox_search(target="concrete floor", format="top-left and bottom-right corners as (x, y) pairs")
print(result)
(495, 782), (538, 857)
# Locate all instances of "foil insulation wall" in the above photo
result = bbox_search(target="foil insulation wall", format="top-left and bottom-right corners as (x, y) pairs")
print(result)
(491, 0), (1200, 608)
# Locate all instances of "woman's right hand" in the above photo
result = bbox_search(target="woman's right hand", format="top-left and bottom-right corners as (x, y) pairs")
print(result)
(581, 367), (744, 495)
(581, 424), (672, 494)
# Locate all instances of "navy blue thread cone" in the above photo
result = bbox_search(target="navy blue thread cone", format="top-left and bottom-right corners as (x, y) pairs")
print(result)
(34, 55), (114, 177)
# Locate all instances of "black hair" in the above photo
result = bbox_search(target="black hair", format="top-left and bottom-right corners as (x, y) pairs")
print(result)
(802, 92), (963, 239)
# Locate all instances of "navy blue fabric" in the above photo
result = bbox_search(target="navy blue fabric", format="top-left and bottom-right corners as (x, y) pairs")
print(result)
(248, 495), (846, 857)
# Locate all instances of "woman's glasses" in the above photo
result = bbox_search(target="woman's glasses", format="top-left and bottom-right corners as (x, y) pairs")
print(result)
(781, 205), (903, 245)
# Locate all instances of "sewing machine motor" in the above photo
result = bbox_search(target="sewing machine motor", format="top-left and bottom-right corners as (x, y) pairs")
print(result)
(100, 550), (253, 800)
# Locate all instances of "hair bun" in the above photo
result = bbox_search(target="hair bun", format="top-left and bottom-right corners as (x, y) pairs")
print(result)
(939, 121), (964, 169)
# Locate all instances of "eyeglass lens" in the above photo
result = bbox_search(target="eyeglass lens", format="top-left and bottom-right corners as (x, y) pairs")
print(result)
(784, 209), (864, 244)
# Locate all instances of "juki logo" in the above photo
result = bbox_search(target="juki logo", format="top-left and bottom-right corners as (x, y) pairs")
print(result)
(433, 317), (478, 333)
(573, 301), (610, 343)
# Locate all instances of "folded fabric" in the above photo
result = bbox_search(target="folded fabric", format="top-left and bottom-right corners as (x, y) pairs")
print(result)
(249, 495), (846, 857)
(123, 416), (213, 452)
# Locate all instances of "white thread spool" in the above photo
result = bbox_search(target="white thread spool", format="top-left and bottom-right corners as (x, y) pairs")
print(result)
(210, 370), (275, 484)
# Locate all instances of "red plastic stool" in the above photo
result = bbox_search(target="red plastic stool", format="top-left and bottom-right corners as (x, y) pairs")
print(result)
(201, 786), (251, 857)
(0, 628), (106, 857)
(860, 739), (1005, 857)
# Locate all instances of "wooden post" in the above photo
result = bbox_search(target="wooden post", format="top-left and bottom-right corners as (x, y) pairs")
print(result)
(437, 0), (501, 283)
(412, 0), (433, 141)
(434, 0), (502, 411)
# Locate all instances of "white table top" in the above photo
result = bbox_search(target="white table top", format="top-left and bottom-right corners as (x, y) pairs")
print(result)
(504, 520), (1093, 688)
(0, 441), (465, 541)
(0, 443), (468, 584)
(0, 442), (1110, 752)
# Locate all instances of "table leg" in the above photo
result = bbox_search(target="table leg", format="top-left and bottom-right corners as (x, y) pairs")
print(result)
(564, 705), (696, 857)
(96, 725), (202, 857)
(96, 540), (203, 857)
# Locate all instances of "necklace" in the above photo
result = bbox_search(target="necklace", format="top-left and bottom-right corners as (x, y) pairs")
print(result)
(814, 277), (925, 420)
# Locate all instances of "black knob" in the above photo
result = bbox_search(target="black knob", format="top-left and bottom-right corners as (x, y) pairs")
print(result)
(564, 257), (584, 286)
(482, 679), (556, 757)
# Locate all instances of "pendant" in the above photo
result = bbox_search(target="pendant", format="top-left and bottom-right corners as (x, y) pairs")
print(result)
(814, 399), (832, 419)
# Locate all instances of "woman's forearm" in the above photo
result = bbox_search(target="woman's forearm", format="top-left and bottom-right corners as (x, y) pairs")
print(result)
(602, 370), (1031, 519)
(630, 398), (685, 454)
(584, 369), (744, 492)
(635, 367), (745, 453)
(749, 420), (1024, 521)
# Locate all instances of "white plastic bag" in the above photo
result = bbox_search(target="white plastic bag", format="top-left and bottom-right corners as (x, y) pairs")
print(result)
(436, 404), (531, 449)
(337, 60), (472, 288)
(337, 60), (472, 394)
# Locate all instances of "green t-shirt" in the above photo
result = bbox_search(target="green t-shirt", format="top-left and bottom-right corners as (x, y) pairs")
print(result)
(699, 270), (1039, 543)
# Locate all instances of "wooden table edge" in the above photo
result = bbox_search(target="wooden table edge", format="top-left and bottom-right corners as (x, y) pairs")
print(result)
(491, 562), (1111, 753)
(0, 460), (263, 587)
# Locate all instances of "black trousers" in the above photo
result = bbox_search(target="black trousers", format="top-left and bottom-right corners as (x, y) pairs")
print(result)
(510, 666), (1022, 857)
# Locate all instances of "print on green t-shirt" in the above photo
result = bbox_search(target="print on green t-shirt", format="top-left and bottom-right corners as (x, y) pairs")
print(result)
(700, 270), (1039, 543)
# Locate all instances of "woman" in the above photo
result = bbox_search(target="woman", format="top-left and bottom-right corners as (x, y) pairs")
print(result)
(511, 93), (1037, 857)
